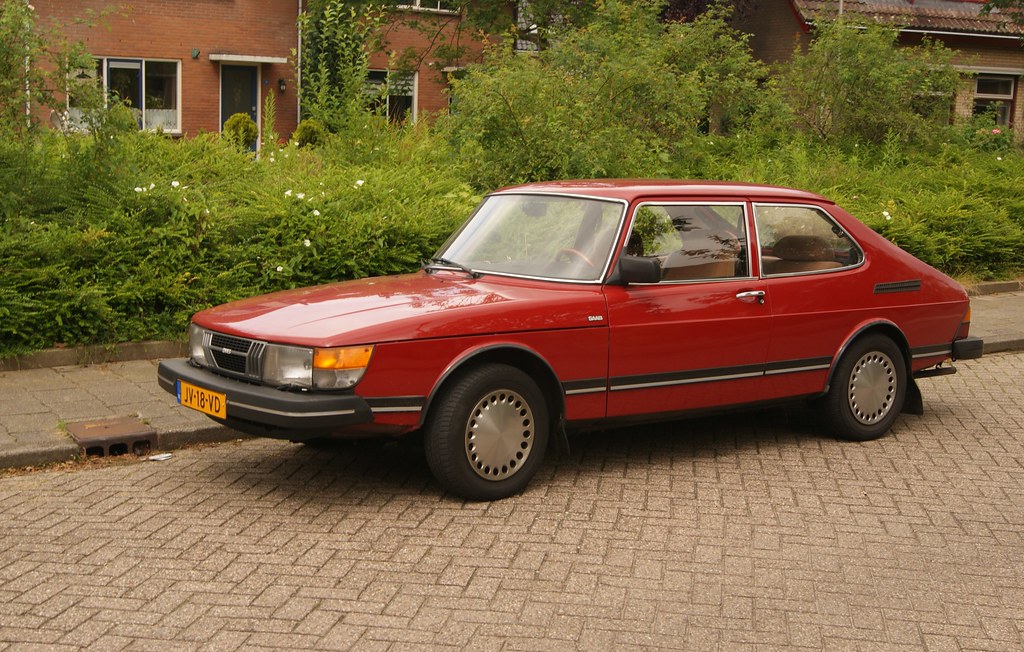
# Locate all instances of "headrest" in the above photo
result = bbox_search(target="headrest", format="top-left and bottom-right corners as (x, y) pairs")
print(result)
(773, 235), (832, 262)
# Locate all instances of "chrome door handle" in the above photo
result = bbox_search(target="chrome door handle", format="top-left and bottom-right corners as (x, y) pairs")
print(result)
(736, 290), (766, 304)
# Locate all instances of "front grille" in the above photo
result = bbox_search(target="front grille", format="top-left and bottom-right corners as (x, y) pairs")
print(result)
(204, 331), (266, 379)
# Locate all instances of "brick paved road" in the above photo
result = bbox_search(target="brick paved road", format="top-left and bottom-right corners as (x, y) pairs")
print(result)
(1, 353), (1022, 651)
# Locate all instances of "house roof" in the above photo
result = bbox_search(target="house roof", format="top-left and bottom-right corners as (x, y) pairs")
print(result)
(792, 0), (1024, 37)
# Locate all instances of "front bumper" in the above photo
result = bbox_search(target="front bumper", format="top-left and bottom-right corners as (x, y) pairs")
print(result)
(157, 359), (373, 432)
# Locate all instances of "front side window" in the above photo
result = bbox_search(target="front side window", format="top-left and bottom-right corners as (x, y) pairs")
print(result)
(973, 74), (1015, 127)
(437, 194), (625, 282)
(755, 205), (863, 276)
(627, 203), (748, 282)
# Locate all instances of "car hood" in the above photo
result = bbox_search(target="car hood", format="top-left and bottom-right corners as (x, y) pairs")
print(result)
(192, 271), (608, 347)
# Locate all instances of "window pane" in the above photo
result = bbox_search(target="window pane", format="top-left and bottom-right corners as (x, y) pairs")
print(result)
(976, 76), (1014, 98)
(755, 205), (863, 275)
(144, 61), (178, 131)
(632, 204), (747, 282)
(973, 99), (1010, 127)
(108, 61), (141, 107)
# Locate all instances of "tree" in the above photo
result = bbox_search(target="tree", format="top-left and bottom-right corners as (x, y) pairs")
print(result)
(777, 20), (961, 145)
(443, 1), (718, 187)
(299, 1), (388, 132)
(0, 1), (102, 134)
(979, 0), (1024, 24)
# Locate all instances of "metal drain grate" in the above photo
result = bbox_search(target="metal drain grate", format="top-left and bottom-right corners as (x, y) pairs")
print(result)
(65, 416), (156, 457)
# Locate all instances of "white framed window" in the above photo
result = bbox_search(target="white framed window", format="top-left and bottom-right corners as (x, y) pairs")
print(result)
(443, 67), (466, 110)
(70, 57), (182, 133)
(398, 1), (460, 12)
(973, 74), (1015, 127)
(366, 70), (416, 122)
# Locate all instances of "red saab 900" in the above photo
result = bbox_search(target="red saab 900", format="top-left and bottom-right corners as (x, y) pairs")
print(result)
(158, 180), (983, 500)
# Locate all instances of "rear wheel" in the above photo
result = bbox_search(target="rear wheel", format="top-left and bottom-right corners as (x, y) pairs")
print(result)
(424, 363), (549, 501)
(823, 334), (907, 441)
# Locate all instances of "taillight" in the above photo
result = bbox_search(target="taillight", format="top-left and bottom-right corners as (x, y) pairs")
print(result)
(955, 306), (971, 340)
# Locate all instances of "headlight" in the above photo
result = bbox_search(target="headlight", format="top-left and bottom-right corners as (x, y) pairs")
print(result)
(313, 345), (375, 389)
(188, 323), (208, 366)
(262, 344), (314, 388)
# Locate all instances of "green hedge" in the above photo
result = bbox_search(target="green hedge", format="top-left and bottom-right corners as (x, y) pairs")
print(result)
(0, 126), (476, 356)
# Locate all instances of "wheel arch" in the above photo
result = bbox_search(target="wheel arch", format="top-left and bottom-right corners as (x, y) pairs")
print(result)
(419, 344), (566, 433)
(823, 320), (911, 394)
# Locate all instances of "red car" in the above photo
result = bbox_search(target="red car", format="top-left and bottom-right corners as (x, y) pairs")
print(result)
(158, 180), (983, 500)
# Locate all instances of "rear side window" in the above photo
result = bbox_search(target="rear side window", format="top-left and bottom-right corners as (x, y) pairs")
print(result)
(754, 204), (863, 276)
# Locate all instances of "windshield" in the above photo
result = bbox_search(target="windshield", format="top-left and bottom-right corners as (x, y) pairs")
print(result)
(436, 194), (626, 282)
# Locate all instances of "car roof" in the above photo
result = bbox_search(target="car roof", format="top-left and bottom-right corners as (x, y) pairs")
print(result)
(493, 179), (833, 204)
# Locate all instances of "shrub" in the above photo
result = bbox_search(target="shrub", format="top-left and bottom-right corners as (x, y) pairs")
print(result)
(0, 125), (478, 357)
(222, 113), (258, 150)
(294, 118), (327, 148)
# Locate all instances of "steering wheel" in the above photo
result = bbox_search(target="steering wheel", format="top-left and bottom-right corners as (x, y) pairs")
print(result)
(555, 248), (596, 268)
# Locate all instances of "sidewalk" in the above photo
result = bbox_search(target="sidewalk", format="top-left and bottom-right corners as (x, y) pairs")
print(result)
(2, 285), (1022, 471)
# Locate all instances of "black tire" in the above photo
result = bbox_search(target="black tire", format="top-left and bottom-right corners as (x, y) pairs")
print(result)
(424, 363), (550, 501)
(823, 334), (907, 442)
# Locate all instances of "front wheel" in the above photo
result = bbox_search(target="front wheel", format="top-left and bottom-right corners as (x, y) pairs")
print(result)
(424, 363), (550, 501)
(822, 334), (907, 442)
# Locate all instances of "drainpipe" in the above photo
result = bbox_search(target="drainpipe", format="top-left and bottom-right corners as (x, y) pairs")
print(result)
(24, 0), (33, 129)
(297, 0), (303, 124)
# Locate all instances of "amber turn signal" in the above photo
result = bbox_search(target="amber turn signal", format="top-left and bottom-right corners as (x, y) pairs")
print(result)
(314, 345), (374, 370)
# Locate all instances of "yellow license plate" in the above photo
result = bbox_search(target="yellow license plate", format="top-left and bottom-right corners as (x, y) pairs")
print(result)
(177, 380), (227, 419)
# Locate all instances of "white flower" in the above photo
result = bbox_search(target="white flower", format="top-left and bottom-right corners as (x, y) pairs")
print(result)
(883, 211), (892, 220)
(171, 180), (180, 188)
(997, 156), (1003, 161)
(149, 182), (155, 190)
(134, 187), (143, 192)
(354, 179), (365, 188)
(285, 189), (292, 197)
(276, 265), (284, 272)
(303, 239), (311, 247)
(312, 210), (321, 217)
(296, 193), (305, 200)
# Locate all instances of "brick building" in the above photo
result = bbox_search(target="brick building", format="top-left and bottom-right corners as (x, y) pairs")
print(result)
(738, 0), (1024, 130)
(33, 0), (492, 142)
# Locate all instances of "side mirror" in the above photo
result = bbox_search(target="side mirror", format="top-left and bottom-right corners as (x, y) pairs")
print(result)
(610, 255), (661, 285)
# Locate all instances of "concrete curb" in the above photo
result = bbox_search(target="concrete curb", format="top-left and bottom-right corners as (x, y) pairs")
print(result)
(0, 440), (81, 471)
(0, 341), (187, 372)
(0, 424), (247, 472)
(1, 279), (1020, 473)
(965, 280), (1024, 296)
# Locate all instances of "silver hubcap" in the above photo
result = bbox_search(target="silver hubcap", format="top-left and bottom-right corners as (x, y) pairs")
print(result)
(464, 389), (534, 481)
(847, 351), (897, 425)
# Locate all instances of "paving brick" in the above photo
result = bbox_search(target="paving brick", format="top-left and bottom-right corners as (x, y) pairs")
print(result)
(0, 353), (1022, 648)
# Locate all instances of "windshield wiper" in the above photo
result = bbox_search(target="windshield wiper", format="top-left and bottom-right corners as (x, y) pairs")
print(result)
(423, 257), (482, 278)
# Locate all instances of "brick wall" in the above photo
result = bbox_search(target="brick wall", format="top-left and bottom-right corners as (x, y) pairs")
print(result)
(739, 0), (810, 65)
(34, 0), (299, 139)
(35, 2), (494, 136)
(370, 9), (492, 117)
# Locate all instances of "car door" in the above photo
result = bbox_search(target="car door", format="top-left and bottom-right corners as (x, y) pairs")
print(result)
(753, 202), (867, 401)
(603, 200), (771, 419)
